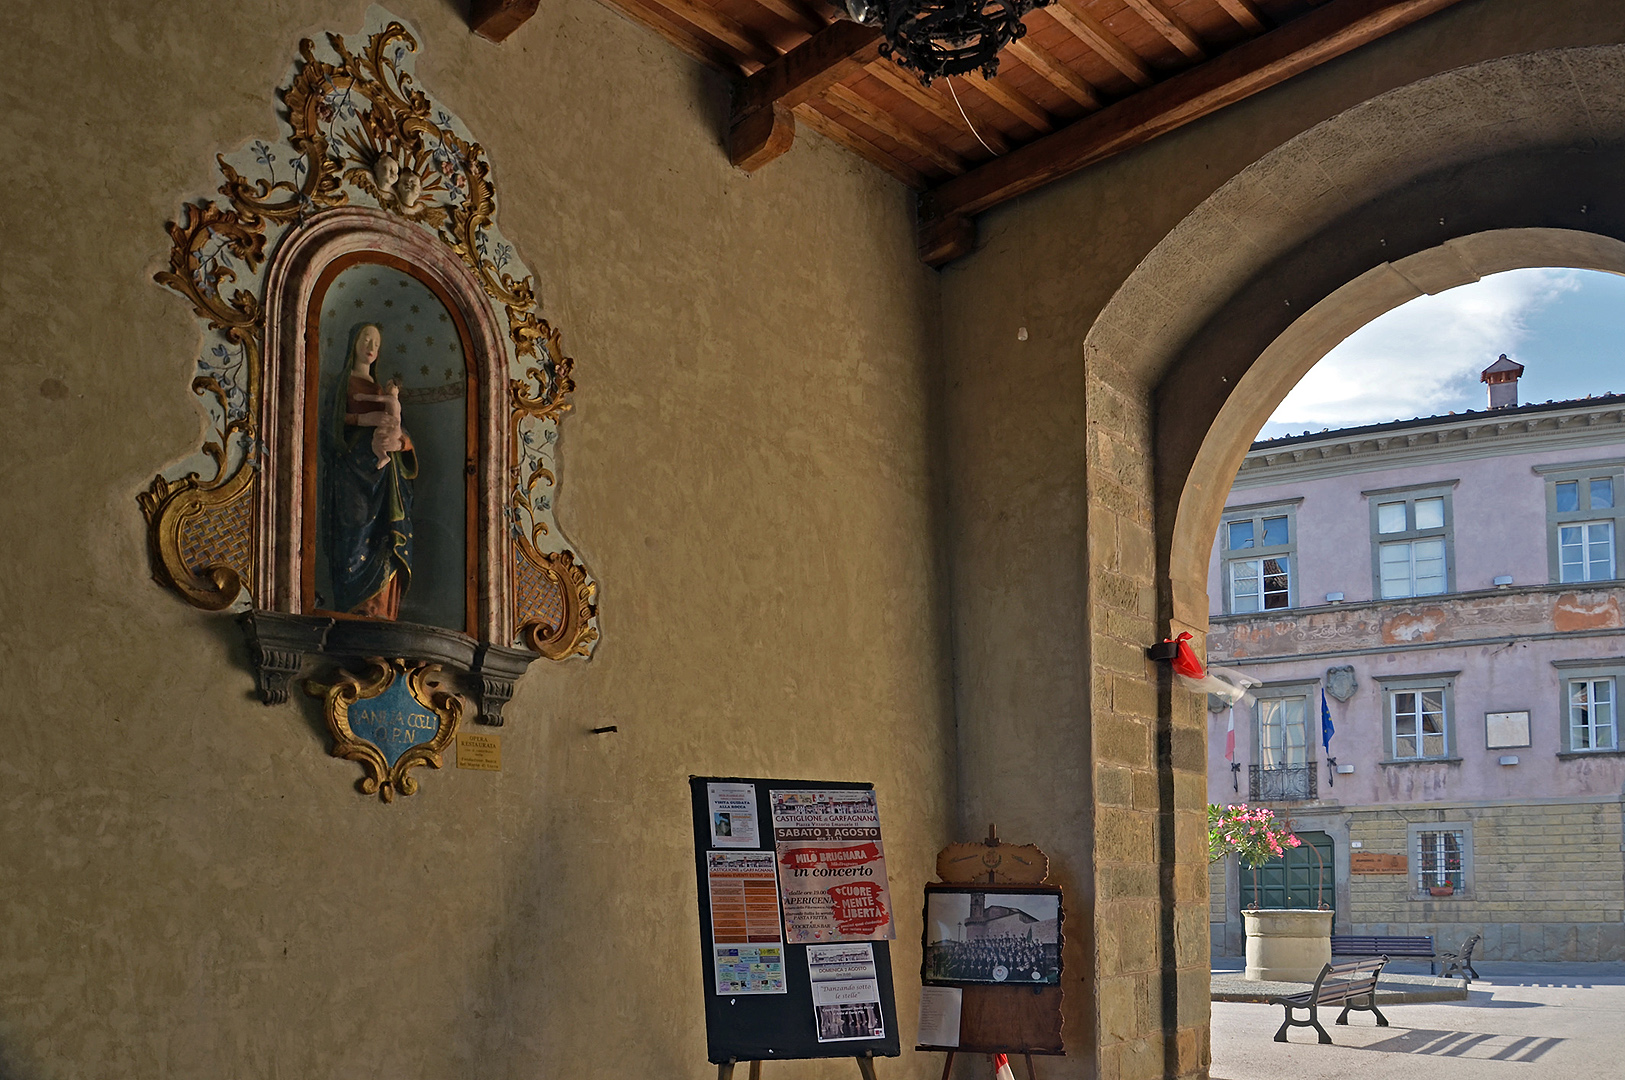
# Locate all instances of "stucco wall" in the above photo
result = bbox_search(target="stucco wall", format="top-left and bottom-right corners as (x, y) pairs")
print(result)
(1202, 628), (1625, 806)
(0, 2), (953, 1078)
(1207, 436), (1625, 613)
(14, 0), (1625, 1077)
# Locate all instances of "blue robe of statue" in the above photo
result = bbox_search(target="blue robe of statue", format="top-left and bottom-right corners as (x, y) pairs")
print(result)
(326, 373), (416, 616)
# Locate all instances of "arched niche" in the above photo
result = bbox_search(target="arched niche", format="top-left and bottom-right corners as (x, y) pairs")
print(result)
(255, 207), (511, 637)
(140, 17), (597, 743)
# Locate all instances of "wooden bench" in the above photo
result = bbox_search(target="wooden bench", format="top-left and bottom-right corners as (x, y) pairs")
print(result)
(1437, 933), (1481, 982)
(1268, 957), (1390, 1044)
(1331, 934), (1435, 969)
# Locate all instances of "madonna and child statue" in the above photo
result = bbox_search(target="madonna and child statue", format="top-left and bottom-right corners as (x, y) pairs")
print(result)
(325, 322), (417, 619)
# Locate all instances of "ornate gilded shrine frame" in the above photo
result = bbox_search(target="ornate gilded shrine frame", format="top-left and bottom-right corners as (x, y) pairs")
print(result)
(140, 15), (598, 791)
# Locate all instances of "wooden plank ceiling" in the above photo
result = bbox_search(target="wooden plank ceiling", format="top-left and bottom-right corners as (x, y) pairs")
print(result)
(473, 0), (1467, 264)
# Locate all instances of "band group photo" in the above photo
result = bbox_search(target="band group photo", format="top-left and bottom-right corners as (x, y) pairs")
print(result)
(922, 888), (1062, 986)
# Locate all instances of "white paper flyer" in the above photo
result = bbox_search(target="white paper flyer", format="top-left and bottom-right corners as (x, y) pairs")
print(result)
(806, 943), (885, 1042)
(707, 782), (760, 848)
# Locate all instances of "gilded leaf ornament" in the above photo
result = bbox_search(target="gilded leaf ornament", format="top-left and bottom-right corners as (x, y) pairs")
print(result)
(142, 10), (596, 663)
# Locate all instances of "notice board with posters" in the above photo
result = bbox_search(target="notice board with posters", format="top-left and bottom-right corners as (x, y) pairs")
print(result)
(689, 776), (902, 1065)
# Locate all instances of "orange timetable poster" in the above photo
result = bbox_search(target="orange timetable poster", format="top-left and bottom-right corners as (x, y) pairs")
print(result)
(707, 851), (787, 995)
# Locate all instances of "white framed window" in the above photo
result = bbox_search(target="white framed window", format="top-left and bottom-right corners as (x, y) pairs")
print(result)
(1365, 482), (1455, 599)
(1379, 672), (1458, 762)
(1258, 696), (1309, 769)
(1569, 678), (1616, 750)
(1558, 521), (1614, 582)
(1249, 681), (1319, 801)
(1538, 460), (1624, 584)
(1410, 824), (1470, 895)
(1220, 501), (1299, 614)
(1553, 660), (1623, 754)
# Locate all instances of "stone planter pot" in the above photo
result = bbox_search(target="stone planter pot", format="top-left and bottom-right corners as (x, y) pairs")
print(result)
(1243, 908), (1334, 982)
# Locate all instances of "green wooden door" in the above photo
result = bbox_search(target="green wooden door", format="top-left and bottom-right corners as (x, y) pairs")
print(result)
(1246, 831), (1334, 912)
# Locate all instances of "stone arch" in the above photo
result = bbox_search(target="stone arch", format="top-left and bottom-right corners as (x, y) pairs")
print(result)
(1076, 45), (1625, 1075)
(1173, 226), (1625, 626)
(1080, 44), (1625, 631)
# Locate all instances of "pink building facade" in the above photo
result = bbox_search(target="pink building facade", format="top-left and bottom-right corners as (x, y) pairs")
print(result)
(1206, 384), (1625, 962)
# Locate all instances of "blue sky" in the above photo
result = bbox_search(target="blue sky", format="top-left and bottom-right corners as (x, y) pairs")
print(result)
(1258, 268), (1625, 441)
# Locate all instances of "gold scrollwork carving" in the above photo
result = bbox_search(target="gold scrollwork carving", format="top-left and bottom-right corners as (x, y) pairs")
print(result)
(307, 659), (462, 801)
(147, 16), (595, 659)
(517, 548), (598, 661)
(138, 464), (256, 611)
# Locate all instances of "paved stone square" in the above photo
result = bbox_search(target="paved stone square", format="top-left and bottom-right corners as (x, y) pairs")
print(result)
(1211, 964), (1625, 1080)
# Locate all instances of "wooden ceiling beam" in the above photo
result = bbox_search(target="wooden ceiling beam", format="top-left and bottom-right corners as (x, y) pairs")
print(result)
(730, 21), (886, 170)
(920, 0), (1472, 265)
(865, 61), (1012, 156)
(963, 73), (1054, 135)
(753, 0), (829, 35)
(469, 0), (541, 43)
(1123, 0), (1208, 60)
(1006, 37), (1103, 111)
(642, 0), (780, 67)
(596, 0), (741, 72)
(1215, 0), (1270, 34)
(793, 103), (929, 189)
(1046, 0), (1155, 87)
(824, 83), (967, 175)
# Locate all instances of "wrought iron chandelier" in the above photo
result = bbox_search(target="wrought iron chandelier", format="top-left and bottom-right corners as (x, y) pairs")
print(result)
(833, 0), (1054, 84)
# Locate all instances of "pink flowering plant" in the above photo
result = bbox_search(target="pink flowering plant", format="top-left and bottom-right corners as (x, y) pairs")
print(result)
(1208, 803), (1301, 868)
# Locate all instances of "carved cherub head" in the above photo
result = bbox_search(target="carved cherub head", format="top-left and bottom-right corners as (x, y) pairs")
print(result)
(394, 171), (423, 209)
(372, 154), (399, 191)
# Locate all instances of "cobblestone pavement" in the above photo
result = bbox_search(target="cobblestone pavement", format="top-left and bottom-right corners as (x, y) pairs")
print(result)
(1211, 963), (1625, 1080)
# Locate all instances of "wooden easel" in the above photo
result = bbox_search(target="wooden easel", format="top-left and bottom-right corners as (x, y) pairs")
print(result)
(919, 826), (1062, 1080)
(933, 1050), (1039, 1080)
(717, 1052), (880, 1079)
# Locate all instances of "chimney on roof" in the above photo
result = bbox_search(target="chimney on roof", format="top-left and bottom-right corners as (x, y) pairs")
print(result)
(1481, 354), (1525, 409)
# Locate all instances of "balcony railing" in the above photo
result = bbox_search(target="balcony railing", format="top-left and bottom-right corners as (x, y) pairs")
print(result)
(1250, 763), (1317, 801)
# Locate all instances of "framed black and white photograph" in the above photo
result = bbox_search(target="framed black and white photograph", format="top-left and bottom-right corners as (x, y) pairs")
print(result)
(921, 885), (1063, 986)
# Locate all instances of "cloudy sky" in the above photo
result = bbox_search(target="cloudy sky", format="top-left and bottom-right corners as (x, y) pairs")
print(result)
(1258, 268), (1625, 441)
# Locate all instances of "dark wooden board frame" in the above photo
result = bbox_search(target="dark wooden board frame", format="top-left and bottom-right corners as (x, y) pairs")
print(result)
(690, 776), (901, 1066)
(916, 883), (1066, 1056)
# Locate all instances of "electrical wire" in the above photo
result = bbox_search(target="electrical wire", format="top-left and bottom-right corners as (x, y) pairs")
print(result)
(946, 78), (998, 156)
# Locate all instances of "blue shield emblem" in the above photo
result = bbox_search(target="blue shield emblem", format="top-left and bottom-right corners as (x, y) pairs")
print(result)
(310, 659), (461, 801)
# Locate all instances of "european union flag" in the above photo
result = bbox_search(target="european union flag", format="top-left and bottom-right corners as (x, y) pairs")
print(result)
(1321, 689), (1334, 751)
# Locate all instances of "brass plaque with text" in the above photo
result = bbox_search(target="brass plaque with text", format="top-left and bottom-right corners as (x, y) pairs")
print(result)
(456, 732), (502, 771)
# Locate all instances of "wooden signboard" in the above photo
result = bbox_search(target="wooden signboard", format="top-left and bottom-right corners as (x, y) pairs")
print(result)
(1350, 852), (1408, 875)
(689, 776), (901, 1070)
(918, 828), (1066, 1075)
